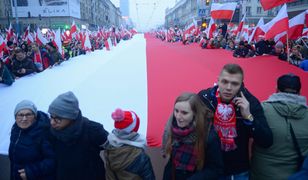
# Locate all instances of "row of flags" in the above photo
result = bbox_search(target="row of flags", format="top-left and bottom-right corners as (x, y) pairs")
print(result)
(160, 2), (307, 45)
(0, 21), (138, 59)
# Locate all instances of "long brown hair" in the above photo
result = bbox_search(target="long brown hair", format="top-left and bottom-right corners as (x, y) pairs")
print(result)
(165, 92), (212, 170)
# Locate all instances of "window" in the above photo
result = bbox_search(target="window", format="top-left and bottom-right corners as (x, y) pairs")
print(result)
(246, 6), (251, 16)
(257, 7), (262, 14)
(268, 10), (273, 16)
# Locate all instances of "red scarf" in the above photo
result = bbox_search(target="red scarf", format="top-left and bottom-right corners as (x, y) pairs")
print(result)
(214, 89), (237, 151)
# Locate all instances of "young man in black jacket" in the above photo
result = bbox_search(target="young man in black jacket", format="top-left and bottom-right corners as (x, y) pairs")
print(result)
(198, 64), (273, 179)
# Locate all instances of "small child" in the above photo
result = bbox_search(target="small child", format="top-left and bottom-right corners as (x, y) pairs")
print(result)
(103, 108), (155, 180)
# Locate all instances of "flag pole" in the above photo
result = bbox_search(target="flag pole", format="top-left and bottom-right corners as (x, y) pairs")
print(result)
(225, 6), (236, 39)
(287, 33), (290, 63)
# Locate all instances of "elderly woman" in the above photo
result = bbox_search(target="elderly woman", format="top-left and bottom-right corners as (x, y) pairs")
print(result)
(162, 93), (223, 180)
(9, 100), (55, 180)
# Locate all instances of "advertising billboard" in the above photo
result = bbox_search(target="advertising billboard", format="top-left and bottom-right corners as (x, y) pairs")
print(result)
(11, 0), (81, 18)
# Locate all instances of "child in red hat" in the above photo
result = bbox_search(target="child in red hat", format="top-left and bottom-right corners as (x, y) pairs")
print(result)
(102, 108), (155, 180)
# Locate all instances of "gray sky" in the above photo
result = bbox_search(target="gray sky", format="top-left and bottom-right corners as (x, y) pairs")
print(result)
(111, 0), (176, 31)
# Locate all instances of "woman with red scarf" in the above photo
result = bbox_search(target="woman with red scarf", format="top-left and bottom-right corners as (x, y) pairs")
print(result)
(162, 93), (223, 180)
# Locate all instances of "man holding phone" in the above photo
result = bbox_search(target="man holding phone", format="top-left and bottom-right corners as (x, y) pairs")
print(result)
(198, 63), (273, 180)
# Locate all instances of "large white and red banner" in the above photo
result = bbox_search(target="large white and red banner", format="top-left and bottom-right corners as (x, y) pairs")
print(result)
(210, 3), (237, 20)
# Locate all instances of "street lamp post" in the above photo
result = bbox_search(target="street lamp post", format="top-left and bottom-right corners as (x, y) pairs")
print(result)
(13, 0), (20, 35)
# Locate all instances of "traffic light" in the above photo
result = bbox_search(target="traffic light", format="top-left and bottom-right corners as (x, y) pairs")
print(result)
(201, 18), (207, 31)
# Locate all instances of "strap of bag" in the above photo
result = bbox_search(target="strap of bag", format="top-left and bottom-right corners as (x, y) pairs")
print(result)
(287, 118), (304, 170)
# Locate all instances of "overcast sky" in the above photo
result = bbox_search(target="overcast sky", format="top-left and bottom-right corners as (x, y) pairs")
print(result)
(110, 0), (176, 31)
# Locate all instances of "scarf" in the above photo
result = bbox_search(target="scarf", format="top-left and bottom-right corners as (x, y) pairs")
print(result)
(34, 52), (42, 64)
(104, 129), (146, 149)
(214, 89), (237, 151)
(50, 112), (84, 144)
(171, 120), (197, 172)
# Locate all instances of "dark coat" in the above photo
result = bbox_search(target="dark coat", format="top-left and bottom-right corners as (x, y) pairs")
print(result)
(0, 62), (14, 85)
(198, 85), (273, 175)
(233, 47), (249, 58)
(49, 117), (109, 180)
(11, 57), (37, 77)
(9, 111), (56, 180)
(163, 126), (223, 180)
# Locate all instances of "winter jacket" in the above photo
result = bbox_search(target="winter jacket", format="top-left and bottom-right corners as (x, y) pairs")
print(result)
(289, 156), (308, 180)
(11, 57), (37, 77)
(104, 141), (155, 180)
(198, 85), (273, 175)
(0, 62), (14, 85)
(9, 111), (56, 180)
(163, 126), (223, 180)
(233, 47), (249, 58)
(251, 93), (308, 180)
(49, 116), (108, 180)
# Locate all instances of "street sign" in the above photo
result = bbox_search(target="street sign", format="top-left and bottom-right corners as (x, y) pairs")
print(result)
(198, 9), (207, 17)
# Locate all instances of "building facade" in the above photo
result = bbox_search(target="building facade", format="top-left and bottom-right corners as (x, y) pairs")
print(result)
(120, 0), (129, 17)
(165, 0), (240, 29)
(0, 0), (122, 32)
(165, 0), (198, 29)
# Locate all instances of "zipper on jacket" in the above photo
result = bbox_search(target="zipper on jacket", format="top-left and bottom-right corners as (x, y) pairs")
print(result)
(12, 129), (22, 180)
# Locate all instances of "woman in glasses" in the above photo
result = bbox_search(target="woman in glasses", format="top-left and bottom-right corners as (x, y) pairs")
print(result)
(9, 100), (55, 180)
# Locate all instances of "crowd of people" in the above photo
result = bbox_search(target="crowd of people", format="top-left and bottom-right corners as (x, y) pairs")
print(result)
(8, 63), (308, 180)
(155, 24), (308, 71)
(0, 26), (134, 86)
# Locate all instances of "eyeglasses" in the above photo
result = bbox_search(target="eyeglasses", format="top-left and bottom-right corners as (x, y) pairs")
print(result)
(50, 115), (63, 124)
(16, 113), (34, 119)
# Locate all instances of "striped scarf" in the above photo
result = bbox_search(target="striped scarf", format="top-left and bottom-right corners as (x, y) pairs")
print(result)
(171, 121), (197, 172)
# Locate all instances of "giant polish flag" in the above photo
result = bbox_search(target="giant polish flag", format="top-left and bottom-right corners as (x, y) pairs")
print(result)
(263, 4), (288, 40)
(211, 3), (237, 19)
(0, 35), (148, 155)
(260, 0), (294, 11)
(288, 12), (306, 40)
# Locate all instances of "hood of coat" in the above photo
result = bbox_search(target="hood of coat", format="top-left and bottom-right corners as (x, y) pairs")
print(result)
(265, 93), (307, 119)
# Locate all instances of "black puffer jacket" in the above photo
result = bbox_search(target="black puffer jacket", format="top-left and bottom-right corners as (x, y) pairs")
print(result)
(198, 85), (273, 175)
(9, 111), (56, 180)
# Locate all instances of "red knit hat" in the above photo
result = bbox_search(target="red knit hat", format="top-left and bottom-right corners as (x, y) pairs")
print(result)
(111, 108), (140, 133)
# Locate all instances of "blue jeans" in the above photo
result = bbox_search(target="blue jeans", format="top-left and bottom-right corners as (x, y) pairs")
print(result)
(219, 171), (249, 180)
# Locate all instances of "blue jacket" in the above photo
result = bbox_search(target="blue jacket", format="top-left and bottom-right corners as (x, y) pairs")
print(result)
(9, 111), (56, 180)
(289, 156), (308, 180)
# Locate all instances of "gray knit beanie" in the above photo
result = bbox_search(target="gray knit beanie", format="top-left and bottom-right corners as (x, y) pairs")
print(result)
(48, 91), (80, 120)
(14, 100), (37, 117)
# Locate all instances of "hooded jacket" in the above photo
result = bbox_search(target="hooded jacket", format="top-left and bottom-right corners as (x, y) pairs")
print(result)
(251, 93), (308, 180)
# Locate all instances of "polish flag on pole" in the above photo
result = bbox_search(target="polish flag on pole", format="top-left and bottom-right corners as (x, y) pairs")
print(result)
(70, 20), (77, 35)
(263, 4), (288, 40)
(23, 25), (30, 41)
(206, 18), (216, 39)
(0, 35), (5, 58)
(260, 0), (294, 11)
(84, 31), (92, 51)
(6, 23), (13, 42)
(54, 29), (62, 54)
(288, 11), (305, 40)
(36, 28), (48, 46)
(27, 33), (34, 45)
(236, 13), (246, 36)
(210, 3), (237, 19)
(274, 31), (287, 44)
(248, 17), (265, 43)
